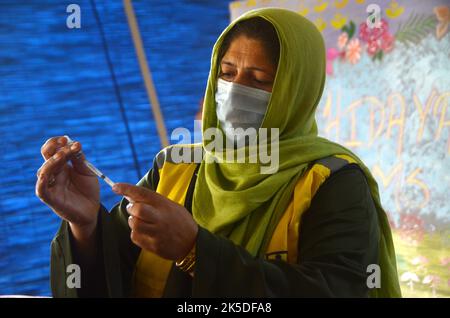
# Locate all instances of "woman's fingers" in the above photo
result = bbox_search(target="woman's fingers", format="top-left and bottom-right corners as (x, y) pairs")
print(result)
(128, 218), (164, 255)
(36, 146), (74, 202)
(67, 142), (94, 176)
(37, 148), (70, 180)
(41, 136), (84, 162)
(41, 136), (66, 160)
(35, 169), (50, 203)
(130, 229), (157, 251)
(126, 202), (160, 224)
(41, 137), (94, 177)
(128, 215), (157, 236)
(35, 155), (64, 202)
(113, 183), (167, 208)
(36, 153), (62, 182)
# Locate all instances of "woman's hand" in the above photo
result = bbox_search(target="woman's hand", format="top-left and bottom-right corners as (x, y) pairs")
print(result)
(35, 136), (100, 237)
(112, 183), (198, 261)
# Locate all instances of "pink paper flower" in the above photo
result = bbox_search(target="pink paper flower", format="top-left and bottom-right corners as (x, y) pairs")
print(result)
(379, 19), (389, 36)
(359, 19), (394, 58)
(381, 32), (395, 52)
(367, 40), (379, 56)
(337, 32), (349, 50)
(359, 22), (370, 42)
(345, 39), (361, 64)
(326, 47), (340, 75)
(368, 30), (382, 42)
(360, 19), (389, 40)
(327, 47), (340, 60)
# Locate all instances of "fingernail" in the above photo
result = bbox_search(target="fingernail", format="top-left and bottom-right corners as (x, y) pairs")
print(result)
(126, 203), (133, 211)
(128, 216), (134, 228)
(70, 142), (78, 151)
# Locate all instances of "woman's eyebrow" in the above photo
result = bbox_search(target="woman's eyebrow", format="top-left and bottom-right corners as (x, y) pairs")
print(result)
(220, 60), (236, 68)
(221, 60), (274, 76)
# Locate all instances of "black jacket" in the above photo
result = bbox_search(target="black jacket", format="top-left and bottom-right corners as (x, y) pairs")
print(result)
(50, 161), (379, 297)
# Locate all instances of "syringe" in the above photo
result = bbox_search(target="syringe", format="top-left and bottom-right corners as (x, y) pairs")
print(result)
(63, 135), (116, 188)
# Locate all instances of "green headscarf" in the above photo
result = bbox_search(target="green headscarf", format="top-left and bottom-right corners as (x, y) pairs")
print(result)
(192, 8), (401, 297)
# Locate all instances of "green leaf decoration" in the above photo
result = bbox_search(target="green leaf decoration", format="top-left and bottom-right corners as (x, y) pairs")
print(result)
(377, 50), (384, 61)
(371, 50), (384, 62)
(395, 13), (438, 46)
(341, 21), (356, 39)
(348, 21), (355, 39)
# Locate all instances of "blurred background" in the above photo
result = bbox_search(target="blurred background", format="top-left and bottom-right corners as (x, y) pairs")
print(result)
(0, 0), (449, 297)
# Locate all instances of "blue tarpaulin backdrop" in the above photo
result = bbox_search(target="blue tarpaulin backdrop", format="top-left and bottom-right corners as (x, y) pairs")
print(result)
(0, 0), (230, 296)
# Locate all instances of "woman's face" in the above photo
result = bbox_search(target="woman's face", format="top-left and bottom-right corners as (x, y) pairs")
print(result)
(219, 35), (277, 93)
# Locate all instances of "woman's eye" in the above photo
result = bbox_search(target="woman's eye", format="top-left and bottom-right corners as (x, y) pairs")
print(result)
(254, 78), (271, 85)
(220, 73), (233, 79)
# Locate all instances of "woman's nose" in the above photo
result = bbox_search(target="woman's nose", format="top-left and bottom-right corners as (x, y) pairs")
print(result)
(232, 72), (252, 88)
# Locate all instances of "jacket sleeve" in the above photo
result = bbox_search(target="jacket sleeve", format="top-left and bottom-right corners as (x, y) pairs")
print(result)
(50, 162), (160, 298)
(191, 165), (380, 297)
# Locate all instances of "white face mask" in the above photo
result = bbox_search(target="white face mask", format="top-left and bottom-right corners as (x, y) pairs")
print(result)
(215, 78), (271, 146)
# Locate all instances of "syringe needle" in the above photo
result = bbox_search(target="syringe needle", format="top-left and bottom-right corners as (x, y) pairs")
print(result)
(63, 135), (115, 188)
(83, 160), (116, 188)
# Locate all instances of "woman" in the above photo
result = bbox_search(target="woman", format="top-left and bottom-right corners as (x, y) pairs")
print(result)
(36, 8), (401, 297)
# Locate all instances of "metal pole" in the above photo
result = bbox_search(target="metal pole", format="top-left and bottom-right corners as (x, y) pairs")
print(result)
(123, 0), (169, 147)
